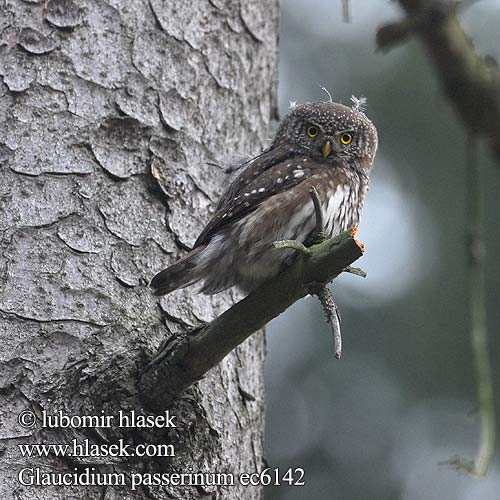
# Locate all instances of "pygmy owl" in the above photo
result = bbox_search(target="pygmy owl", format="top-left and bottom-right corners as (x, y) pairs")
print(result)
(151, 100), (378, 296)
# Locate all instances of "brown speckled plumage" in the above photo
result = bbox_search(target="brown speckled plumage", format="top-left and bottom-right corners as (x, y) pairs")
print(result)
(151, 101), (378, 295)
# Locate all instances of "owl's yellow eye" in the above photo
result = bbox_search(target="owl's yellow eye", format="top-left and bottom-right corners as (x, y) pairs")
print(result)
(306, 125), (319, 138)
(340, 133), (353, 145)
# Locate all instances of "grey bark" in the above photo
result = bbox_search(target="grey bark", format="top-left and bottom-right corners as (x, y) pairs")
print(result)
(0, 1), (278, 499)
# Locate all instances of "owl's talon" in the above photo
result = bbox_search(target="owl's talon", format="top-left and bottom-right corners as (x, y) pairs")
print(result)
(306, 231), (327, 246)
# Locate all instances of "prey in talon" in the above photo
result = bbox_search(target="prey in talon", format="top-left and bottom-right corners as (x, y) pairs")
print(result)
(151, 99), (378, 297)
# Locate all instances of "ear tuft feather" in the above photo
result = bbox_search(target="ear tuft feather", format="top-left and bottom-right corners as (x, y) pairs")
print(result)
(350, 95), (368, 113)
(319, 85), (333, 102)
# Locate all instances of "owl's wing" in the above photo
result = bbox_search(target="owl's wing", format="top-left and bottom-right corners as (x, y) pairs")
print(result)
(194, 144), (313, 248)
(213, 144), (289, 210)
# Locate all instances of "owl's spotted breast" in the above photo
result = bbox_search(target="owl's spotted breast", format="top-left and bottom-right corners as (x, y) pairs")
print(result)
(150, 100), (377, 296)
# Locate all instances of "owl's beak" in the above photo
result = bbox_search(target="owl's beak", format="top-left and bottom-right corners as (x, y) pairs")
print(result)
(322, 140), (332, 158)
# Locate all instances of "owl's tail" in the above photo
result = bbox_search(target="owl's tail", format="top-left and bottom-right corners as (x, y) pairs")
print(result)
(150, 247), (204, 296)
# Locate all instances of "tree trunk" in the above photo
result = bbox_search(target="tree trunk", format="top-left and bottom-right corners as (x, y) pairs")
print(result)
(0, 1), (278, 499)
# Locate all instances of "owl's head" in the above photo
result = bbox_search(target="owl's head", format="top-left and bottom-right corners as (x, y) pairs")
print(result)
(272, 101), (378, 166)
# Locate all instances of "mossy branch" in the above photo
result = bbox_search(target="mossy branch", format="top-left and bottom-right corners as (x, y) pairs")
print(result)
(139, 229), (364, 412)
(447, 135), (496, 477)
(377, 0), (500, 164)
